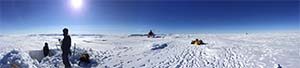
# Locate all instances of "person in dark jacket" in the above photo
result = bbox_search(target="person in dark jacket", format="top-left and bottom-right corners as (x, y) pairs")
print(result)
(43, 42), (49, 57)
(61, 28), (72, 68)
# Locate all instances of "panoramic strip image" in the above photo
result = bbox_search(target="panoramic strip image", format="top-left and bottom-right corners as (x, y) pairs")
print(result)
(0, 0), (299, 68)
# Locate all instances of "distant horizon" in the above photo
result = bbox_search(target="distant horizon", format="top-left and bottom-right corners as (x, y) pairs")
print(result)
(1, 0), (299, 34)
(0, 28), (299, 35)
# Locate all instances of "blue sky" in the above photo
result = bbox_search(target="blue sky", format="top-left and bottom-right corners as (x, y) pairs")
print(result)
(0, 0), (299, 34)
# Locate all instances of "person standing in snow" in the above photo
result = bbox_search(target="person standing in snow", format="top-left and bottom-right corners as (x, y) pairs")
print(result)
(61, 28), (72, 68)
(43, 42), (49, 57)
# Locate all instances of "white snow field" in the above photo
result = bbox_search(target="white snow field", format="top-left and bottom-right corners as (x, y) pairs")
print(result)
(0, 32), (299, 68)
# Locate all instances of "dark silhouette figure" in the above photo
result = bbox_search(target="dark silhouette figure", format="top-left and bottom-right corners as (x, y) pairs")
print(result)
(277, 64), (282, 68)
(43, 42), (49, 57)
(61, 28), (72, 68)
(148, 30), (155, 38)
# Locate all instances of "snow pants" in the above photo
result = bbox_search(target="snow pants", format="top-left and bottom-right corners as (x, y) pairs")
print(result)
(62, 52), (71, 68)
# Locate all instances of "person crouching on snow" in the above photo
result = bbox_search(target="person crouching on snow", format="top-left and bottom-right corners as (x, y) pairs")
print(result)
(61, 28), (72, 68)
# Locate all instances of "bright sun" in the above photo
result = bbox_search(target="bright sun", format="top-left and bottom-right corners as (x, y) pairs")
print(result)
(71, 0), (83, 10)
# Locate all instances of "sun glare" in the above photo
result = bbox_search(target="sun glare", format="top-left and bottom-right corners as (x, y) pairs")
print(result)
(71, 0), (83, 10)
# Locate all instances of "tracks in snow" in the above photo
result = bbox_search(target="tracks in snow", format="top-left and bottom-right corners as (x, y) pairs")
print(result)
(129, 40), (251, 68)
(83, 37), (281, 68)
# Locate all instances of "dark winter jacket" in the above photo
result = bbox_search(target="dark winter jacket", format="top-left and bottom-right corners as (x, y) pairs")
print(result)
(43, 45), (49, 57)
(61, 35), (71, 53)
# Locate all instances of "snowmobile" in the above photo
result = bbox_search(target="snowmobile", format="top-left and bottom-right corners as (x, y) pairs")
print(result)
(191, 39), (206, 46)
(148, 30), (155, 38)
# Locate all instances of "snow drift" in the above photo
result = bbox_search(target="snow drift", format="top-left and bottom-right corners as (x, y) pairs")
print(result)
(151, 43), (168, 50)
(0, 49), (38, 68)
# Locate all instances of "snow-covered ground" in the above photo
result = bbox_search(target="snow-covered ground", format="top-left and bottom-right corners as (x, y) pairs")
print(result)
(0, 32), (299, 68)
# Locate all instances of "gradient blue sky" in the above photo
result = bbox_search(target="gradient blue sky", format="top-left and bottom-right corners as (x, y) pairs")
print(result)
(0, 0), (299, 34)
